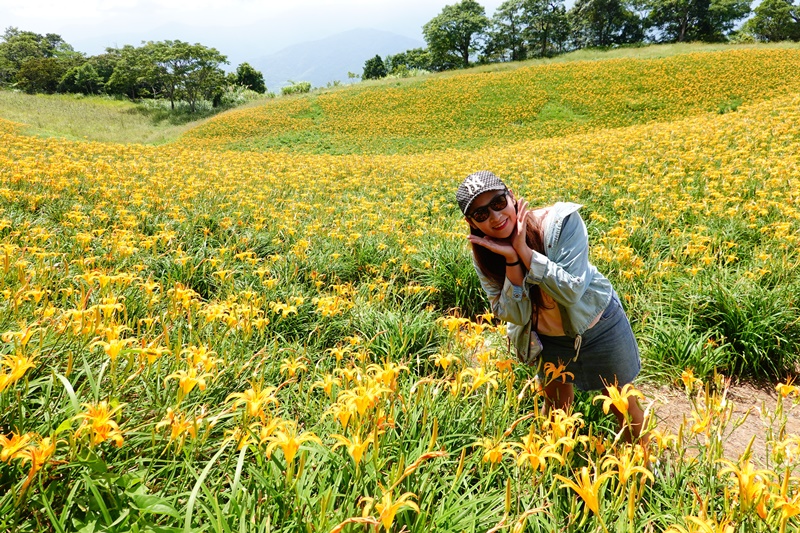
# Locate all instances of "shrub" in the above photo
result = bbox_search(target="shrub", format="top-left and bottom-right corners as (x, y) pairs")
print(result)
(281, 81), (311, 95)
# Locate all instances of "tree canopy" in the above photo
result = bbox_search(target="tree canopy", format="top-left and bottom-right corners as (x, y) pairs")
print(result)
(235, 62), (266, 93)
(363, 55), (388, 80)
(486, 0), (570, 61)
(423, 0), (491, 69)
(644, 0), (751, 42)
(569, 0), (644, 48)
(743, 0), (800, 42)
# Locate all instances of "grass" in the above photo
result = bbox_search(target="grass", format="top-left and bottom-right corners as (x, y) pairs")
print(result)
(0, 91), (197, 144)
(0, 89), (272, 145)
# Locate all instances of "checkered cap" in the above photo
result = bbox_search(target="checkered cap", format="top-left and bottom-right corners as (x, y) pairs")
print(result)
(456, 171), (507, 216)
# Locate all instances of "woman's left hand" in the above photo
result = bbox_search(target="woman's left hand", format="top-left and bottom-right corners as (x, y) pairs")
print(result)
(512, 196), (532, 266)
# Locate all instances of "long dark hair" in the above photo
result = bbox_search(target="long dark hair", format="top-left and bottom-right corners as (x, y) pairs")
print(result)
(471, 207), (551, 325)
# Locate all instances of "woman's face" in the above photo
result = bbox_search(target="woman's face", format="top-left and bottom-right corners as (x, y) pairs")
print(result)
(465, 190), (517, 239)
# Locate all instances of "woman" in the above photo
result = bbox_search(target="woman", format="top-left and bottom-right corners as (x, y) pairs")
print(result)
(456, 170), (645, 442)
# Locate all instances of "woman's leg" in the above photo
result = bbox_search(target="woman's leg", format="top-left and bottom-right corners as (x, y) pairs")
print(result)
(606, 386), (647, 444)
(543, 379), (574, 413)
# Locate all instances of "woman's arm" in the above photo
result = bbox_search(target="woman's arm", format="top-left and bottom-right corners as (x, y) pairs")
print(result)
(472, 256), (532, 326)
(522, 212), (594, 306)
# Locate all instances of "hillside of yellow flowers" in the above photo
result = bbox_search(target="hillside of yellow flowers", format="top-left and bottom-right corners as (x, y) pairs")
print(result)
(1, 47), (800, 532)
(181, 48), (800, 155)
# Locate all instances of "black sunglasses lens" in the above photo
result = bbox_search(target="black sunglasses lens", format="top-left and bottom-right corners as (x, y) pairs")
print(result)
(471, 208), (490, 222)
(470, 192), (507, 222)
(489, 194), (508, 210)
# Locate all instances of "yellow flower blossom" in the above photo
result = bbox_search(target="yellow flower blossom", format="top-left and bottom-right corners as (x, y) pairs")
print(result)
(361, 491), (420, 532)
(74, 401), (125, 447)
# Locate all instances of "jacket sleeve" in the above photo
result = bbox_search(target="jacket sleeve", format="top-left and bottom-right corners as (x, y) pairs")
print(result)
(472, 256), (532, 326)
(524, 212), (593, 306)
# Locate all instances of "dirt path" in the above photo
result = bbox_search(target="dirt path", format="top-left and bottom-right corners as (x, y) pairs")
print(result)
(639, 381), (800, 465)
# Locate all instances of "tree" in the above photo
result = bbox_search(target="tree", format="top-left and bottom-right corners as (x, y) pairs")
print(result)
(105, 45), (153, 99)
(144, 40), (228, 112)
(385, 48), (433, 74)
(743, 0), (800, 41)
(87, 52), (120, 89)
(0, 27), (79, 86)
(59, 62), (103, 94)
(423, 0), (490, 70)
(362, 55), (387, 80)
(15, 57), (68, 93)
(569, 0), (644, 48)
(644, 0), (751, 42)
(524, 0), (572, 57)
(486, 0), (529, 61)
(484, 0), (571, 62)
(235, 62), (266, 93)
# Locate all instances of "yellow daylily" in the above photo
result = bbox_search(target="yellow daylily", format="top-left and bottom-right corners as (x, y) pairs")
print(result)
(310, 374), (341, 398)
(512, 427), (565, 472)
(361, 491), (420, 532)
(543, 362), (574, 385)
(718, 449), (774, 519)
(155, 407), (204, 450)
(226, 381), (279, 421)
(74, 401), (125, 447)
(602, 447), (654, 490)
(775, 378), (799, 399)
(555, 464), (612, 520)
(17, 435), (57, 493)
(279, 356), (308, 378)
(665, 516), (735, 533)
(165, 367), (213, 398)
(0, 352), (37, 390)
(263, 423), (321, 464)
(474, 436), (515, 464)
(680, 368), (702, 393)
(460, 366), (499, 395)
(593, 383), (644, 416)
(90, 337), (134, 361)
(331, 433), (374, 466)
(0, 431), (34, 462)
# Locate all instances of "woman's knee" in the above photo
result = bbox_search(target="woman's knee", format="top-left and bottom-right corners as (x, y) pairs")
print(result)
(544, 381), (574, 410)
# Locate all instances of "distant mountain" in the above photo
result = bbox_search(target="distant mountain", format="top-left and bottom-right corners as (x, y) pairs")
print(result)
(249, 28), (424, 90)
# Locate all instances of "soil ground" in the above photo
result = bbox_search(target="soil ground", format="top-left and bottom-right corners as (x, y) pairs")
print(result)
(640, 381), (800, 465)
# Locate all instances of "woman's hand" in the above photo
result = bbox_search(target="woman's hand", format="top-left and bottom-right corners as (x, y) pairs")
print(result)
(512, 196), (533, 268)
(467, 234), (518, 263)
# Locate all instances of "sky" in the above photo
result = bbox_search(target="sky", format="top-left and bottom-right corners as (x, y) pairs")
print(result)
(0, 0), (506, 62)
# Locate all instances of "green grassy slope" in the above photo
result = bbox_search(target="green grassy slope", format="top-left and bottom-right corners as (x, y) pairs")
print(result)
(0, 92), (202, 145)
(181, 44), (800, 155)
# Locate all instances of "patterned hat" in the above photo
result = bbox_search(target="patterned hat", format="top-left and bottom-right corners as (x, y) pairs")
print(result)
(456, 171), (507, 216)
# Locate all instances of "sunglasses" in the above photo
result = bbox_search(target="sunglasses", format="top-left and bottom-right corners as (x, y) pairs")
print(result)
(468, 191), (509, 222)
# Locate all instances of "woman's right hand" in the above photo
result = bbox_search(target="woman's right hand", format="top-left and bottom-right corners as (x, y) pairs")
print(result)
(467, 234), (519, 263)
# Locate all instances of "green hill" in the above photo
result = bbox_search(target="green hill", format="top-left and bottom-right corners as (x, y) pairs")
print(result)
(179, 44), (800, 155)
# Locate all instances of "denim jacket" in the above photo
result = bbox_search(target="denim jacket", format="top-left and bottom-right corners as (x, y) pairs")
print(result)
(473, 202), (613, 366)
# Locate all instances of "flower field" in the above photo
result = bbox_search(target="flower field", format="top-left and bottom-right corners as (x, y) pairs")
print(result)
(182, 48), (800, 154)
(2, 47), (800, 532)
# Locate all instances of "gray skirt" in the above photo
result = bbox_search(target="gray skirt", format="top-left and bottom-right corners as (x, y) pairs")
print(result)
(538, 293), (641, 391)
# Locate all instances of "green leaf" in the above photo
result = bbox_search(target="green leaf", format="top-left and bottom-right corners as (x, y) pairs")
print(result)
(56, 372), (80, 416)
(183, 442), (230, 533)
(79, 448), (109, 474)
(73, 519), (97, 533)
(131, 494), (181, 518)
